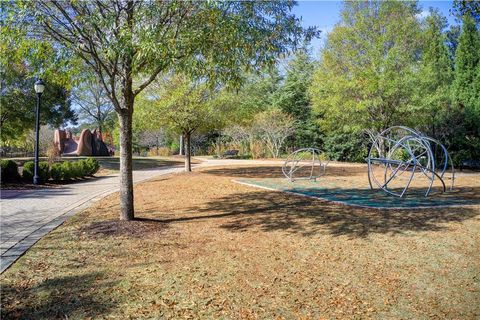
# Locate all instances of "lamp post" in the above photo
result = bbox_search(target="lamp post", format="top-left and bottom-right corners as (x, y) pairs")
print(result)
(33, 79), (45, 185)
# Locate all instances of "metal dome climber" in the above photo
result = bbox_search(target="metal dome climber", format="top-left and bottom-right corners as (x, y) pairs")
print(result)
(367, 126), (455, 198)
(282, 148), (329, 182)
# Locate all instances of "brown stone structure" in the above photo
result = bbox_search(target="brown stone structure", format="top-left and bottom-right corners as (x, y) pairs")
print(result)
(54, 129), (112, 156)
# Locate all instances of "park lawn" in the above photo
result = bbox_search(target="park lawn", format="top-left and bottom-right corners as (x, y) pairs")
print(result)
(95, 156), (198, 175)
(1, 164), (479, 319)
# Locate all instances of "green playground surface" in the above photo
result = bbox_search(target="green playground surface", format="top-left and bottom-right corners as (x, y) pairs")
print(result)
(234, 177), (480, 209)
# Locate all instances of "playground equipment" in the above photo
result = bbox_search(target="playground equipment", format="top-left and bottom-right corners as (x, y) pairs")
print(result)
(282, 148), (328, 182)
(54, 128), (112, 156)
(367, 126), (454, 197)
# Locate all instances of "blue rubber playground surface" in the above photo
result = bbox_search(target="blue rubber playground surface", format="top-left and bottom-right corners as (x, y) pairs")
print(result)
(234, 177), (480, 209)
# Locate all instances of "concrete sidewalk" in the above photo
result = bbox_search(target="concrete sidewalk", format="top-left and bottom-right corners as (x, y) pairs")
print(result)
(0, 166), (185, 273)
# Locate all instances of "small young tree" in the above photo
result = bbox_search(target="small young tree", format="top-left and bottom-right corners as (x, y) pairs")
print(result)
(155, 76), (221, 171)
(253, 109), (296, 158)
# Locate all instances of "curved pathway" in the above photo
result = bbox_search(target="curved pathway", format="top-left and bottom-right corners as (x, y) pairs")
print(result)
(0, 158), (283, 273)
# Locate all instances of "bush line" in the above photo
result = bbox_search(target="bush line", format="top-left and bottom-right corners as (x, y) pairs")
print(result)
(0, 158), (100, 184)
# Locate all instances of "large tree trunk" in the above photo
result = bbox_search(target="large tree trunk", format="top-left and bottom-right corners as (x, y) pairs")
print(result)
(118, 109), (134, 220)
(184, 131), (191, 172)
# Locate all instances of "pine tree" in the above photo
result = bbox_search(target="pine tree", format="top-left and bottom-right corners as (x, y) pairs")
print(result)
(417, 10), (453, 137)
(276, 47), (313, 121)
(452, 15), (480, 111)
(447, 15), (480, 163)
(275, 47), (321, 148)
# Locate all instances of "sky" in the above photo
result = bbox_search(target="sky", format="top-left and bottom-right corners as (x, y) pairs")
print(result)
(292, 0), (458, 57)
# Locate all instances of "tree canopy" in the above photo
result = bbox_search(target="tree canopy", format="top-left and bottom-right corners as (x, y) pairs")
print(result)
(310, 1), (422, 134)
(1, 3), (77, 145)
(17, 0), (313, 219)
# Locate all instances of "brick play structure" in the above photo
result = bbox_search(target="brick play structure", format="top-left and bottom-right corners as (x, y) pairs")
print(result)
(54, 129), (112, 156)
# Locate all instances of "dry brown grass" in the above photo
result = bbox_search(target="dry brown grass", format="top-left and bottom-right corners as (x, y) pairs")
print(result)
(1, 164), (479, 319)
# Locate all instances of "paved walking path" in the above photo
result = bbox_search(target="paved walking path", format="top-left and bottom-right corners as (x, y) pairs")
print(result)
(0, 165), (187, 273)
(0, 158), (283, 273)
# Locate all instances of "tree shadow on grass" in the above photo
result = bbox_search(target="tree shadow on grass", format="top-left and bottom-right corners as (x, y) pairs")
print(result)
(97, 157), (183, 171)
(177, 189), (480, 238)
(1, 272), (118, 319)
(202, 165), (366, 179)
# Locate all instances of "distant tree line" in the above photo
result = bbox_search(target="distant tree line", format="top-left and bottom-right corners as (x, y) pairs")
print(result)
(143, 0), (477, 165)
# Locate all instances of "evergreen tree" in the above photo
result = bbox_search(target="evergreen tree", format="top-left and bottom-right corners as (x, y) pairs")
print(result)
(416, 10), (453, 137)
(446, 15), (480, 163)
(229, 70), (283, 125)
(275, 47), (321, 148)
(452, 15), (480, 112)
(452, 0), (480, 25)
(276, 47), (313, 121)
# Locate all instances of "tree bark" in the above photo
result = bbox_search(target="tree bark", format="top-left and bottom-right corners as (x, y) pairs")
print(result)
(118, 109), (134, 220)
(184, 131), (191, 172)
(179, 134), (184, 155)
(98, 122), (103, 141)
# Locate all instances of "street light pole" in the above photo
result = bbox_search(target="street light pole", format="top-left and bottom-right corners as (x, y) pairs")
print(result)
(33, 79), (45, 185)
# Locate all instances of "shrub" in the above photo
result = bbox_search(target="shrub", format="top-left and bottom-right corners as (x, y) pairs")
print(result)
(22, 161), (35, 181)
(84, 158), (100, 176)
(22, 161), (50, 183)
(249, 140), (266, 159)
(61, 161), (73, 180)
(46, 143), (61, 165)
(39, 162), (50, 181)
(70, 161), (83, 179)
(78, 160), (91, 177)
(50, 163), (63, 182)
(323, 131), (368, 162)
(0, 159), (20, 183)
(78, 160), (89, 177)
(147, 147), (173, 157)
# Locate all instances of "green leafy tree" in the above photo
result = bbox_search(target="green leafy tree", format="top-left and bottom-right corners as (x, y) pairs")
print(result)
(449, 15), (480, 162)
(452, 15), (480, 113)
(309, 1), (422, 136)
(446, 25), (462, 60)
(416, 10), (453, 137)
(136, 75), (224, 171)
(0, 65), (77, 145)
(23, 0), (314, 220)
(275, 47), (321, 148)
(0, 5), (77, 146)
(452, 0), (480, 25)
(276, 47), (313, 121)
(230, 69), (284, 125)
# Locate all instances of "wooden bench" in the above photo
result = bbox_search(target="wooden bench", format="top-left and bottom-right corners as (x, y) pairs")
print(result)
(222, 150), (239, 158)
